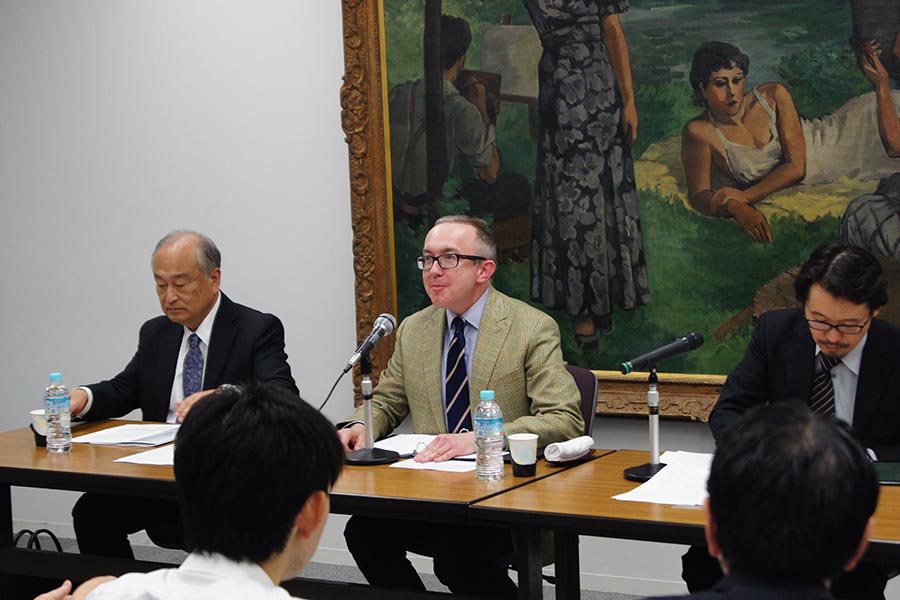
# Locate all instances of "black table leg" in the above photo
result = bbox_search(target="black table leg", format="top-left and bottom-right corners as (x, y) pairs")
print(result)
(554, 532), (579, 600)
(515, 528), (543, 600)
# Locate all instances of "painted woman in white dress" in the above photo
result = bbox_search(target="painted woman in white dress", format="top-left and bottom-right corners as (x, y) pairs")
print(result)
(681, 41), (900, 243)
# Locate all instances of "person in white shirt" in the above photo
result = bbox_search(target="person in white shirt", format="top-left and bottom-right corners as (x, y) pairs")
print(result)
(83, 381), (344, 600)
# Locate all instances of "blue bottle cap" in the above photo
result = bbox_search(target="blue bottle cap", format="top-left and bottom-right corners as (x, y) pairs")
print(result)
(49, 373), (62, 382)
(480, 390), (494, 400)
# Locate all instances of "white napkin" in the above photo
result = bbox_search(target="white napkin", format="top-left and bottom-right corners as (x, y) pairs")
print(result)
(544, 435), (594, 462)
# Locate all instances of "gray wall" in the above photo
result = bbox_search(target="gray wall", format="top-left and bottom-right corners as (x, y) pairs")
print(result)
(0, 0), (355, 544)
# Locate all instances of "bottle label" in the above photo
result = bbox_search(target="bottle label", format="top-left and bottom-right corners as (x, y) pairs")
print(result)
(475, 417), (503, 434)
(45, 395), (70, 409)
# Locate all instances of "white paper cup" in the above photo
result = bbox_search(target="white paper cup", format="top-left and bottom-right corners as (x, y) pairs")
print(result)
(30, 409), (48, 435)
(508, 432), (538, 476)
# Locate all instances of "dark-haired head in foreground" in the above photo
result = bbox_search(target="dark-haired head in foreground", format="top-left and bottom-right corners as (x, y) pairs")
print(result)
(707, 402), (878, 584)
(176, 382), (343, 569)
(81, 382), (344, 599)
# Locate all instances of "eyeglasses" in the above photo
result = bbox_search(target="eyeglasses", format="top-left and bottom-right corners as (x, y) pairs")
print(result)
(416, 253), (486, 271)
(805, 315), (871, 335)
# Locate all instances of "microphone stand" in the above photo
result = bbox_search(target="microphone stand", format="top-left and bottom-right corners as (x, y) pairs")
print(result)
(346, 354), (399, 465)
(623, 367), (667, 482)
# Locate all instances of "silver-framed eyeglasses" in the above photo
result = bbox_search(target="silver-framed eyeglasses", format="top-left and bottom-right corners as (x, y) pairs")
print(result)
(805, 315), (871, 335)
(416, 253), (486, 271)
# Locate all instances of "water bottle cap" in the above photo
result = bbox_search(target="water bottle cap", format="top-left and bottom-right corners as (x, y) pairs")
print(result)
(479, 390), (494, 400)
(49, 373), (62, 382)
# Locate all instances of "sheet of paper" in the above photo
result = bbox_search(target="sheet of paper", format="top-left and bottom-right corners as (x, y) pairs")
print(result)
(390, 458), (477, 472)
(114, 444), (175, 466)
(373, 434), (437, 457)
(612, 451), (713, 506)
(72, 424), (179, 447)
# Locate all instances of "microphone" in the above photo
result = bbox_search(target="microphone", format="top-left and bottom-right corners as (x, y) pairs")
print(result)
(620, 332), (704, 374)
(344, 313), (397, 373)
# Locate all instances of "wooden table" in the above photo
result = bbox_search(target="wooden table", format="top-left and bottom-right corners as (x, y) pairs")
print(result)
(328, 450), (613, 599)
(472, 449), (900, 599)
(0, 420), (608, 600)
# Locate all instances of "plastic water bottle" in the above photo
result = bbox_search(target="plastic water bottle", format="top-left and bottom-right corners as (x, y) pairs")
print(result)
(44, 373), (72, 453)
(474, 390), (504, 481)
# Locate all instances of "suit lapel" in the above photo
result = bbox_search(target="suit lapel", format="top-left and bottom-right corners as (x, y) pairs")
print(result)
(416, 307), (447, 431)
(855, 321), (891, 429)
(782, 316), (816, 402)
(203, 293), (237, 389)
(471, 289), (510, 401)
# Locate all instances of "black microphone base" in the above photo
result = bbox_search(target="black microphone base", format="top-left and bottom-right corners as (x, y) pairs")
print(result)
(346, 447), (400, 466)
(623, 462), (667, 482)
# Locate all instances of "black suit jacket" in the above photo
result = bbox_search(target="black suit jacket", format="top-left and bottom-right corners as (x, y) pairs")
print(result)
(710, 308), (900, 459)
(649, 571), (833, 599)
(85, 292), (298, 421)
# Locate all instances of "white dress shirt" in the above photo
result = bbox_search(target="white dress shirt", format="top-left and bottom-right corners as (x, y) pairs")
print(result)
(815, 331), (867, 426)
(166, 293), (221, 422)
(86, 552), (303, 600)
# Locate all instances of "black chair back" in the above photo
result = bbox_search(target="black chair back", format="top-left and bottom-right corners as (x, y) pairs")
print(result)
(565, 364), (598, 437)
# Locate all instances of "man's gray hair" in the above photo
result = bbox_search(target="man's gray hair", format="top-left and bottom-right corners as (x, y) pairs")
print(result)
(153, 230), (221, 276)
(433, 215), (498, 262)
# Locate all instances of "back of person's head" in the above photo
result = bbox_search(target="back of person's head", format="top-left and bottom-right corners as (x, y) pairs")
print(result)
(793, 242), (888, 311)
(708, 402), (878, 583)
(175, 382), (343, 564)
(441, 15), (472, 70)
(689, 41), (750, 107)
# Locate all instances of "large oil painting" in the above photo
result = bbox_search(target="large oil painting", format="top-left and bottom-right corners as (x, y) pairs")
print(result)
(341, 0), (900, 415)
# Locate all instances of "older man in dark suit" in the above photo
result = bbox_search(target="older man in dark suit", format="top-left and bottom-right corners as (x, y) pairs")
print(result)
(69, 230), (297, 559)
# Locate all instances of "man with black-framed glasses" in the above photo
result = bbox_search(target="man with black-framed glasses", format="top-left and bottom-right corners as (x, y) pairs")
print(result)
(337, 215), (583, 598)
(684, 242), (900, 600)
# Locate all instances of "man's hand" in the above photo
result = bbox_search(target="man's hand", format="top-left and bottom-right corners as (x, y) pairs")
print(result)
(69, 388), (88, 417)
(35, 576), (116, 600)
(175, 389), (218, 422)
(413, 432), (475, 462)
(337, 423), (366, 454)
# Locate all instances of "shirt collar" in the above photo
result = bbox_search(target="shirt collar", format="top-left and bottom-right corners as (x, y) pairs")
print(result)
(815, 331), (867, 376)
(180, 552), (276, 589)
(185, 292), (221, 346)
(445, 287), (489, 332)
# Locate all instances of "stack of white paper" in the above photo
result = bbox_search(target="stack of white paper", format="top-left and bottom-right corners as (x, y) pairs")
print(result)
(390, 458), (477, 472)
(72, 424), (179, 447)
(115, 445), (175, 466)
(612, 450), (713, 506)
(373, 434), (437, 457)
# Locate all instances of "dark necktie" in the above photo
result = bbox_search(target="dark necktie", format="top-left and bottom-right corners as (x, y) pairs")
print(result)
(809, 353), (841, 416)
(183, 334), (203, 397)
(445, 317), (472, 433)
